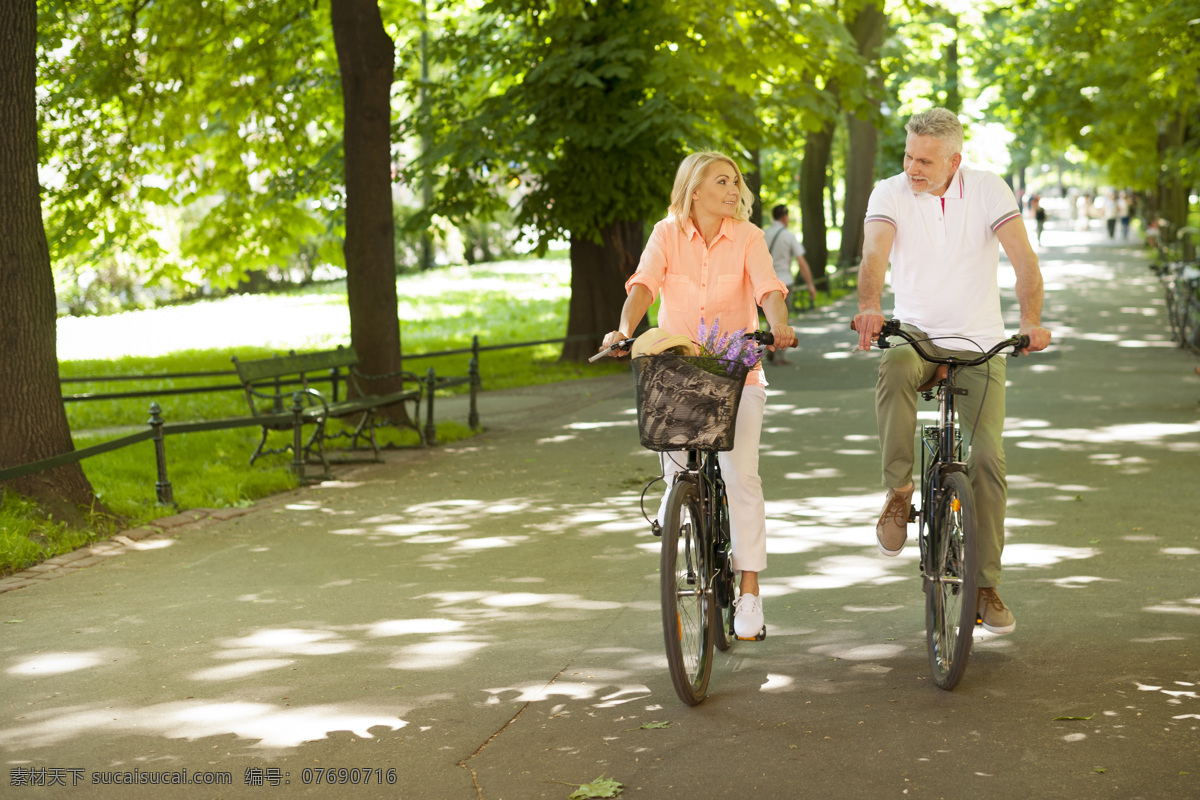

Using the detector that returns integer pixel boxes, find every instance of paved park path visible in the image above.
[1,224,1197,800]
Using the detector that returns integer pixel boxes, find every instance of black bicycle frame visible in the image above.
[918,364,967,580]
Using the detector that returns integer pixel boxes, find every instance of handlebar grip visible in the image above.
[588,337,636,363]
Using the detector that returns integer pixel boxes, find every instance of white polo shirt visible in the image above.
[864,166,1021,352]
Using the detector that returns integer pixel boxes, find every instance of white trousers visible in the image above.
[656,384,768,573]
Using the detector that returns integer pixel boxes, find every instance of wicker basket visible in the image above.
[632,354,750,451]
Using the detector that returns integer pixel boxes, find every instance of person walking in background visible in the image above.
[853,108,1052,634]
[1031,194,1047,246]
[764,204,817,321]
[1103,191,1118,239]
[599,151,797,641]
[1117,191,1132,240]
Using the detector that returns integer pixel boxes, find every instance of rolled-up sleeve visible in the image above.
[625,221,669,298]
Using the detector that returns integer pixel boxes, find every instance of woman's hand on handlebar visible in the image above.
[1017,324,1052,356]
[599,330,631,358]
[852,311,885,351]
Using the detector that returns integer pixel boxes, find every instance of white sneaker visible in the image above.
[733,593,764,640]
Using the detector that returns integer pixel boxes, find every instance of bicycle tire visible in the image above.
[924,471,978,690]
[1180,290,1200,354]
[660,478,715,705]
[1165,282,1181,343]
[712,488,734,653]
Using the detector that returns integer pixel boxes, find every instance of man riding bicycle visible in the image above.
[852,108,1052,634]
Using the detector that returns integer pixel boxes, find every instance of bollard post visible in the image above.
[425,367,437,445]
[148,402,175,506]
[290,391,306,482]
[468,335,480,430]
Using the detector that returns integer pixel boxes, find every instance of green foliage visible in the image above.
[975,0,1200,196]
[408,0,862,250]
[37,0,347,292]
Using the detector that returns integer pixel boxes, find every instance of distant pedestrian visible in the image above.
[1103,191,1118,239]
[763,205,816,361]
[1117,191,1132,240]
[1032,195,1047,246]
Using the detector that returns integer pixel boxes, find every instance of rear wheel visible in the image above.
[924,471,978,690]
[660,479,714,705]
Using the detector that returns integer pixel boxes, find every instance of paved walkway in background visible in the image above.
[1,224,1198,800]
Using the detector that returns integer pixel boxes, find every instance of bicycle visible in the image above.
[591,330,775,705]
[862,319,1029,690]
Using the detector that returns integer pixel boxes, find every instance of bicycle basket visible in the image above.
[632,353,750,451]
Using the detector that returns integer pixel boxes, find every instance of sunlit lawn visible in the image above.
[5,253,852,575]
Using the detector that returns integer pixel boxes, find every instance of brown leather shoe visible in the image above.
[977,587,1016,634]
[876,485,914,556]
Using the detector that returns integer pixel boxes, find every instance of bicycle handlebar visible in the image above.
[865,318,1029,364]
[588,330,776,363]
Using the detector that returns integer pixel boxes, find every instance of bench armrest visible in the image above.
[245,385,331,417]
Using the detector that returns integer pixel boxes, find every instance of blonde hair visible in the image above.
[668,151,755,229]
[904,108,964,156]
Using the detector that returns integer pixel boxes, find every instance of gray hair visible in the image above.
[905,108,964,156]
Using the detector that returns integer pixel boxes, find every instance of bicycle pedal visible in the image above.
[736,625,767,642]
[907,504,918,523]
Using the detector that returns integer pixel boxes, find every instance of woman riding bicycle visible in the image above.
[599,150,797,640]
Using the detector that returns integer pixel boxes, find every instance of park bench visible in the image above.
[231,347,424,475]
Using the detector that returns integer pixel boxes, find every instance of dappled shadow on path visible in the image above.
[1,236,1196,800]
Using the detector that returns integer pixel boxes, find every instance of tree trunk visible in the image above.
[746,148,763,228]
[1157,112,1190,237]
[942,17,960,113]
[330,0,410,419]
[561,220,644,362]
[0,0,97,519]
[840,2,888,269]
[840,116,876,268]
[801,122,835,293]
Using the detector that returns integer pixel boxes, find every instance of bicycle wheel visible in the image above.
[660,478,715,705]
[1180,290,1200,354]
[924,471,978,690]
[712,489,735,653]
[1164,282,1181,342]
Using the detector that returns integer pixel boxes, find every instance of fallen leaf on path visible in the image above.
[624,720,670,731]
[545,775,624,799]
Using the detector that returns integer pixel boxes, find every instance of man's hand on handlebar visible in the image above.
[768,324,797,351]
[852,311,885,351]
[1017,324,1052,356]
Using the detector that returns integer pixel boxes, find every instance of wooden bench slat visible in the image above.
[232,348,358,384]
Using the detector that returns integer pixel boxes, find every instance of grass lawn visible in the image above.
[3,254,852,575]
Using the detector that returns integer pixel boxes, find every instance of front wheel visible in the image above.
[660,479,714,705]
[924,471,978,690]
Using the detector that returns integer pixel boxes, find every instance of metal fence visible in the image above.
[1,333,604,505]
